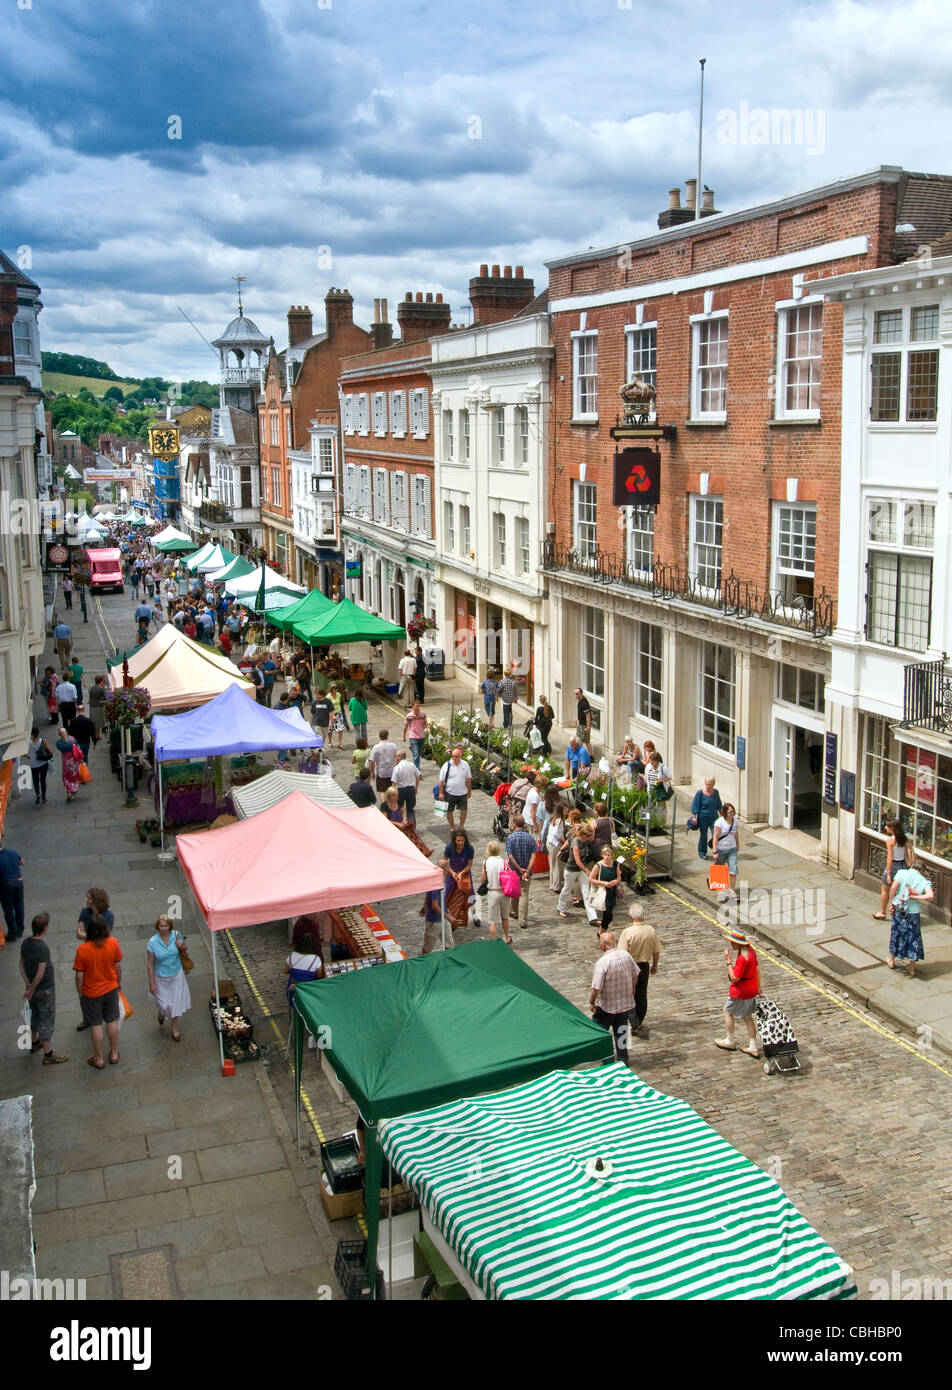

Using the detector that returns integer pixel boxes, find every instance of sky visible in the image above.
[3,0,952,382]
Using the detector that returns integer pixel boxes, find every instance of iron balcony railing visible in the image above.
[199,500,231,524]
[540,542,835,638]
[901,656,952,734]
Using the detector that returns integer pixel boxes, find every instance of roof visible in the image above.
[226,406,257,445]
[514,287,549,317]
[380,1065,857,1301]
[212,313,269,347]
[151,682,320,762]
[105,624,253,711]
[894,173,952,260]
[0,248,40,292]
[232,768,354,816]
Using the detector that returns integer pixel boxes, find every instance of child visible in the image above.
[420,889,445,955]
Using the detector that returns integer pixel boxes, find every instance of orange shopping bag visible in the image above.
[78,762,93,784]
[707,862,731,892]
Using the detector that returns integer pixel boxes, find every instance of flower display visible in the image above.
[103,685,152,727]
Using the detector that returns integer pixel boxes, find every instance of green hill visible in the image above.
[43,372,141,398]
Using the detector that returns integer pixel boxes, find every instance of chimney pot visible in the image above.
[381,297,388,322]
[503,265,512,278]
[416,291,423,302]
[405,291,412,302]
[515,265,524,277]
[668,187,681,210]
[425,291,433,303]
[701,187,716,212]
[491,264,501,277]
[480,263,489,277]
[685,178,698,210]
[435,293,443,303]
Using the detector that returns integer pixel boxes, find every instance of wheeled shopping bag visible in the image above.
[756,995,801,1075]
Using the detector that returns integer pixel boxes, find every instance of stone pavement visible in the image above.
[0,591,340,1299]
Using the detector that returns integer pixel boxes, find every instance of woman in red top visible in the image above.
[73,912,123,1069]
[715,927,760,1057]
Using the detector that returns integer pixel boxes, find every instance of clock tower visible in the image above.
[212,284,270,413]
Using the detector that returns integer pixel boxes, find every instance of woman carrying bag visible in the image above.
[588,845,622,930]
[55,727,85,802]
[146,914,192,1042]
[557,821,600,925]
[27,725,53,805]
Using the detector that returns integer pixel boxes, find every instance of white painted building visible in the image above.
[813,251,952,906]
[429,309,552,704]
[289,419,341,593]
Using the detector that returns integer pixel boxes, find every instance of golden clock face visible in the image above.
[150,428,180,459]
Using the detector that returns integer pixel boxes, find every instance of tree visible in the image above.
[103,385,124,402]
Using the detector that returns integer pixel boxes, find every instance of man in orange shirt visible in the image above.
[73,913,123,1069]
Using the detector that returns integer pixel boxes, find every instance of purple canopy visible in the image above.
[150,681,322,762]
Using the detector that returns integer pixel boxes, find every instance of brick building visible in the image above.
[339,294,453,640]
[258,290,371,581]
[544,166,952,834]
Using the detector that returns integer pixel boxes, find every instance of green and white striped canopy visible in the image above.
[379,1065,856,1301]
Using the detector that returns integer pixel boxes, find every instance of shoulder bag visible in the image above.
[176,934,195,974]
[499,866,522,899]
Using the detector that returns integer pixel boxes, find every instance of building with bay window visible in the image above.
[812,249,952,904]
[543,168,952,836]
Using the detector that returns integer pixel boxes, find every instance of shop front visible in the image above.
[447,583,539,706]
[857,713,952,909]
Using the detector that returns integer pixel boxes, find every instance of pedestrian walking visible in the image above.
[480,673,499,729]
[690,777,723,860]
[557,820,600,924]
[67,706,99,764]
[533,695,554,754]
[874,819,915,920]
[545,801,567,893]
[27,725,53,805]
[505,814,537,930]
[147,914,191,1041]
[328,684,346,749]
[62,575,74,609]
[886,864,934,977]
[391,750,421,823]
[20,914,68,1064]
[590,932,639,1064]
[413,646,427,703]
[55,673,78,727]
[437,745,472,832]
[479,839,512,945]
[349,691,368,746]
[251,658,267,705]
[588,845,622,930]
[398,650,417,708]
[369,729,398,794]
[53,621,73,667]
[130,570,140,600]
[441,830,475,933]
[73,912,122,1069]
[497,671,518,730]
[0,835,26,942]
[41,667,59,725]
[715,928,761,1056]
[402,699,428,771]
[69,658,84,704]
[711,803,740,892]
[55,728,85,802]
[420,888,446,954]
[616,904,661,1035]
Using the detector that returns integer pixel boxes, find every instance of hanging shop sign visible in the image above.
[612,448,661,507]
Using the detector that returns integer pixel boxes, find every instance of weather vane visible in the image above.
[232,274,246,315]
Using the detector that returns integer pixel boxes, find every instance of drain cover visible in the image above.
[109,1245,179,1300]
[812,936,883,972]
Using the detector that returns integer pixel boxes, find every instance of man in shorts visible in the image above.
[438,745,472,833]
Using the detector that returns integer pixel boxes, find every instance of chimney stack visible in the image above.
[658,182,702,231]
[397,290,452,344]
[287,304,313,346]
[685,178,698,211]
[701,186,718,215]
[324,287,354,336]
[468,262,536,325]
[372,295,394,350]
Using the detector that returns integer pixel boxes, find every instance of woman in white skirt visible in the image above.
[479,840,511,946]
[147,914,191,1041]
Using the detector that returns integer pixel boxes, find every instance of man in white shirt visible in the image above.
[522,773,543,839]
[397,650,417,708]
[55,677,79,726]
[438,745,472,833]
[392,750,421,823]
[369,730,398,792]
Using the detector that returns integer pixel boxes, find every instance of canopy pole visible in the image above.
[440,884,447,952]
[211,928,225,1072]
[156,759,175,863]
[294,1009,302,1152]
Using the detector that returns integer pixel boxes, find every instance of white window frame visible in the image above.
[572,481,598,558]
[358,465,371,519]
[357,394,370,436]
[626,506,654,574]
[691,495,723,594]
[493,408,506,465]
[13,317,33,360]
[517,515,530,575]
[580,606,605,698]
[373,467,390,526]
[776,298,822,420]
[391,471,409,531]
[460,503,471,555]
[698,642,736,754]
[443,409,454,461]
[771,502,817,607]
[870,303,940,425]
[624,322,657,406]
[411,474,430,536]
[286,413,292,449]
[864,496,935,652]
[460,408,470,462]
[269,412,279,447]
[410,389,429,439]
[372,392,387,436]
[493,511,507,570]
[317,437,334,473]
[690,310,729,421]
[343,395,356,435]
[516,406,529,466]
[635,622,663,724]
[777,664,825,713]
[572,330,598,421]
[389,391,407,437]
[443,499,455,552]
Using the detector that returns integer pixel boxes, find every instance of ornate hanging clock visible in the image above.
[149,425,181,459]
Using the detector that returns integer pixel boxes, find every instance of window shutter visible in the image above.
[422,476,431,536]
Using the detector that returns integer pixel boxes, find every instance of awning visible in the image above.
[185,542,217,572]
[278,596,405,645]
[106,624,253,710]
[195,544,237,574]
[379,1065,858,1301]
[267,588,336,632]
[151,682,321,761]
[203,555,255,584]
[231,768,353,816]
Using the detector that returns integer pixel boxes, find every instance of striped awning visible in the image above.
[231,768,353,816]
[379,1065,856,1301]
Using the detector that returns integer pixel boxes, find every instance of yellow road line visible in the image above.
[655,882,952,1078]
[223,929,326,1143]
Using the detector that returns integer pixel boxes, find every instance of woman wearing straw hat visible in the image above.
[715,927,761,1056]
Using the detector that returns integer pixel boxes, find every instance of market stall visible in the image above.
[202,555,255,585]
[184,541,217,572]
[224,564,305,611]
[231,767,354,815]
[195,544,237,574]
[176,790,443,1069]
[291,939,613,1296]
[378,1064,857,1301]
[150,682,323,846]
[106,624,254,711]
[151,525,195,553]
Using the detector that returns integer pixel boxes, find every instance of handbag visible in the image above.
[686,814,698,830]
[531,849,549,875]
[78,761,93,784]
[37,742,53,763]
[177,936,195,973]
[118,990,134,1020]
[590,884,608,913]
[476,880,489,897]
[499,867,522,899]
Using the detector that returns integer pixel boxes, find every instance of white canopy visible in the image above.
[224,566,305,602]
[231,768,353,817]
[106,623,253,711]
[151,525,193,547]
[184,542,217,572]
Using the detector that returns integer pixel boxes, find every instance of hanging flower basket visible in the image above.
[103,685,152,727]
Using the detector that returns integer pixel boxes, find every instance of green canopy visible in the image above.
[267,587,336,633]
[293,938,612,1294]
[380,1065,858,1301]
[128,514,150,527]
[280,595,405,645]
[204,554,255,583]
[154,537,197,554]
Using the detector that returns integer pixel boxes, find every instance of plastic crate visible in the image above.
[320,1135,364,1194]
[334,1240,384,1300]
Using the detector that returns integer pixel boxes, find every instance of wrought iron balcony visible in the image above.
[901,656,952,734]
[540,542,835,638]
[199,500,232,524]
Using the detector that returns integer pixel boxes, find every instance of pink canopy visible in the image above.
[177,790,442,931]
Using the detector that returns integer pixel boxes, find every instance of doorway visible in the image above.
[775,720,822,838]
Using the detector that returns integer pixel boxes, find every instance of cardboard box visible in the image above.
[319,1171,364,1222]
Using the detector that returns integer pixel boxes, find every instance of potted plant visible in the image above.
[103,685,152,727]
[616,835,648,889]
